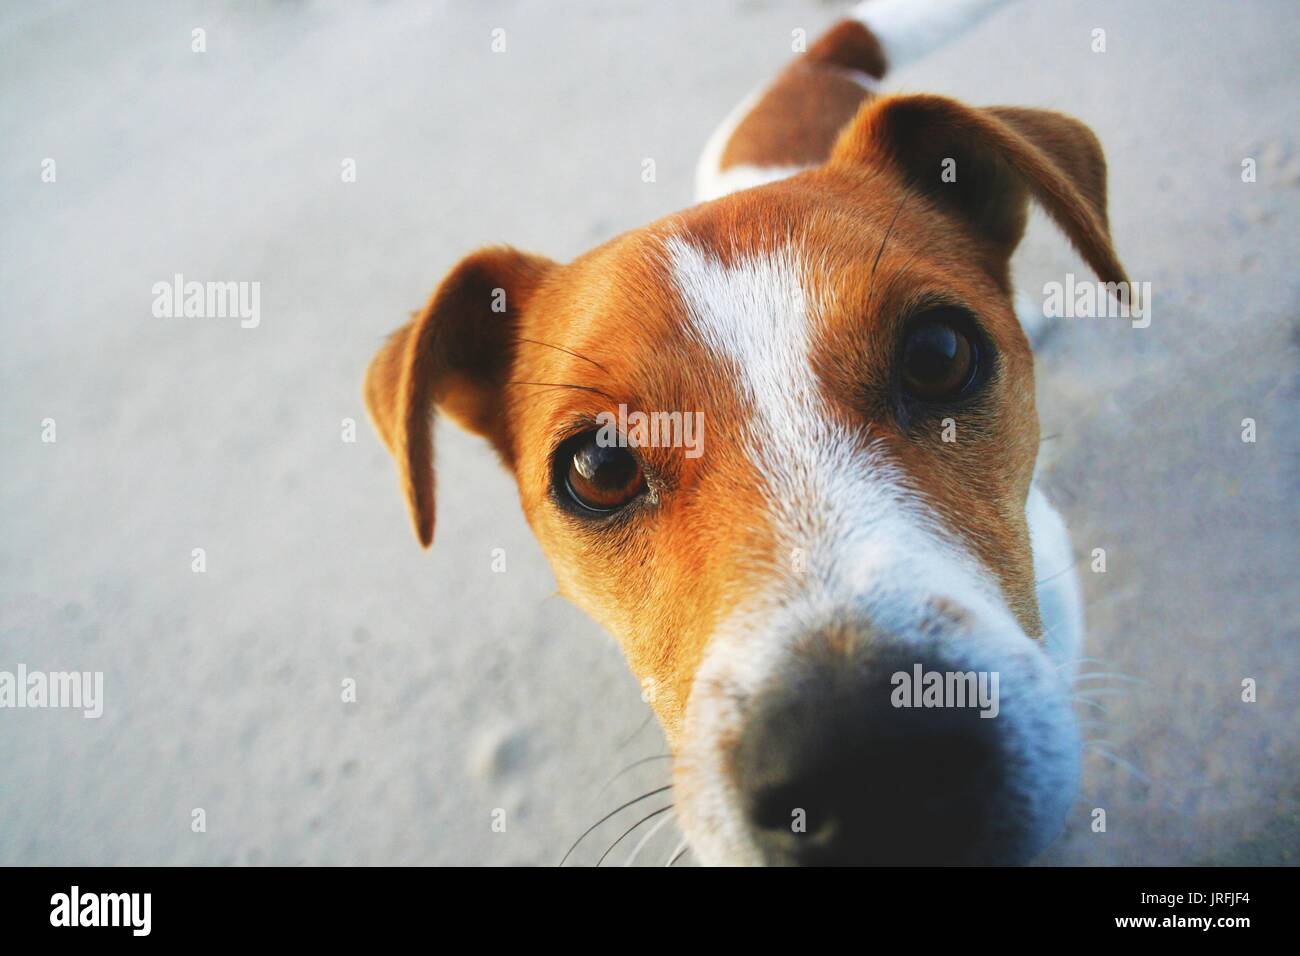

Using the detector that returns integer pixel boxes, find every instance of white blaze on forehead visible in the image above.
[663,234,994,619]
[663,234,822,458]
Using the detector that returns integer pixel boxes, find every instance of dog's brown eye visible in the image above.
[560,432,645,513]
[900,313,978,400]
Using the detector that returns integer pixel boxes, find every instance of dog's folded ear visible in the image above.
[364,247,555,547]
[830,94,1126,286]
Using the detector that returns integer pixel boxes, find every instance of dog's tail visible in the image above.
[695,0,1013,201]
[850,0,1012,74]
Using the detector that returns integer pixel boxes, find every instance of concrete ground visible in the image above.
[1,0,1295,866]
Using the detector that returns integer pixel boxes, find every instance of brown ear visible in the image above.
[830,94,1127,286]
[363,246,555,547]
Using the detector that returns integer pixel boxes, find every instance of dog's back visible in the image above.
[698,0,1012,201]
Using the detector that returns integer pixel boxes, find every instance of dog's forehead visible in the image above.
[522,188,863,402]
[540,177,1013,357]
[515,178,1027,451]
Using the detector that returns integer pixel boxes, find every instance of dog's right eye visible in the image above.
[554,431,645,514]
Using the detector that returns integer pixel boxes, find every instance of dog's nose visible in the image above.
[734,652,1006,865]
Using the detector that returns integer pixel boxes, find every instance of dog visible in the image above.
[364,0,1127,865]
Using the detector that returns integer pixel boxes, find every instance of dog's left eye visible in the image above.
[556,431,645,514]
[899,310,981,401]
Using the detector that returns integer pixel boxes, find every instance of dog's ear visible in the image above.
[830,94,1126,285]
[364,246,555,547]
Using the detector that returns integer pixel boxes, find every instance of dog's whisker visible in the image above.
[597,804,674,867]
[665,838,692,867]
[1035,555,1084,586]
[516,337,610,373]
[559,784,673,867]
[505,380,617,401]
[1070,672,1149,686]
[1074,697,1108,713]
[1072,687,1131,699]
[624,809,678,867]
[593,753,673,804]
[866,189,910,306]
[1056,656,1112,672]
[1087,745,1151,785]
[1038,620,1072,651]
[615,712,656,750]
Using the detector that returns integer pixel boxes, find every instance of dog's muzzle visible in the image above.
[681,622,1080,866]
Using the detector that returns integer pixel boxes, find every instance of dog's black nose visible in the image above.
[734,653,1007,865]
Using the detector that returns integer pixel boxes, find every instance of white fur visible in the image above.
[850,0,1011,71]
[664,236,1080,865]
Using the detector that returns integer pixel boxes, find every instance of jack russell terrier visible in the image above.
[364,0,1127,865]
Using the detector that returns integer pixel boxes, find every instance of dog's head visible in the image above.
[365,95,1125,865]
